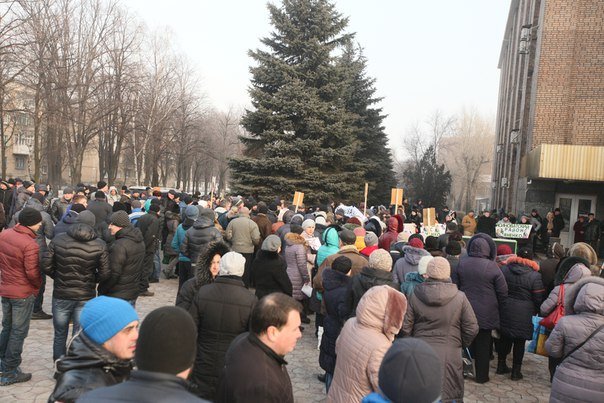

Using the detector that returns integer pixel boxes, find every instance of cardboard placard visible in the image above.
[293,191,304,212]
[495,223,532,239]
[423,207,436,227]
[390,188,404,206]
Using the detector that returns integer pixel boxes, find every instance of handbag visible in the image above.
[528,316,550,356]
[301,282,313,298]
[540,284,565,330]
[462,348,475,379]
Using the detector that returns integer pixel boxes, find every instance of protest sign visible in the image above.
[421,224,446,239]
[423,208,437,227]
[390,188,403,206]
[293,191,304,212]
[495,223,532,239]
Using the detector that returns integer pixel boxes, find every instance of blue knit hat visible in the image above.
[80,296,139,344]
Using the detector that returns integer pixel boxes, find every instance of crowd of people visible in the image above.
[0,177,603,402]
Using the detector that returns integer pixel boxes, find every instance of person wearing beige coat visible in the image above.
[327,285,407,403]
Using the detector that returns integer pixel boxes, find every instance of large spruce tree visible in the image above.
[339,43,396,206]
[404,145,452,210]
[230,0,368,203]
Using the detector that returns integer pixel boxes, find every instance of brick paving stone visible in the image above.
[1,277,552,402]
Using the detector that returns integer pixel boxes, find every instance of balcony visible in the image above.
[12,143,30,155]
[527,144,604,182]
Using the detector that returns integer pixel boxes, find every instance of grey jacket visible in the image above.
[225,215,261,254]
[392,245,430,284]
[540,263,592,317]
[546,276,604,403]
[284,233,309,301]
[403,280,478,402]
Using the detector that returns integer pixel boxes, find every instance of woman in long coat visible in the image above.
[403,257,478,403]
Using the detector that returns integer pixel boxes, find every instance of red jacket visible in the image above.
[0,224,42,298]
[360,244,378,257]
[378,217,399,251]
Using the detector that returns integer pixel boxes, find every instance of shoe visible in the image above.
[317,373,326,383]
[511,368,523,381]
[31,311,52,320]
[496,359,511,375]
[140,291,155,297]
[0,369,32,386]
[301,317,311,324]
[149,278,159,284]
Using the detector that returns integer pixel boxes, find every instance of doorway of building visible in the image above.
[555,193,597,248]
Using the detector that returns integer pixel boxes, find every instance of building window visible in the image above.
[15,156,26,170]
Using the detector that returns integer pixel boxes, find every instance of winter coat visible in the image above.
[403,280,478,403]
[13,186,32,213]
[181,216,223,263]
[50,196,71,224]
[173,218,195,262]
[539,257,561,296]
[452,233,508,330]
[316,226,340,267]
[342,266,398,319]
[284,233,309,301]
[378,217,398,251]
[0,186,13,219]
[319,269,351,374]
[499,257,545,340]
[540,260,592,317]
[175,241,230,311]
[188,276,257,400]
[78,370,207,403]
[364,216,383,238]
[573,220,586,242]
[461,214,477,236]
[41,223,109,301]
[10,197,55,241]
[0,224,42,299]
[546,276,604,403]
[217,332,294,403]
[53,210,81,237]
[360,244,378,258]
[0,202,4,229]
[135,212,160,253]
[163,211,179,257]
[98,225,145,301]
[392,245,430,284]
[314,245,368,291]
[225,215,261,254]
[251,249,292,299]
[552,214,565,237]
[49,332,132,403]
[87,199,112,231]
[475,215,496,238]
[585,219,600,242]
[327,286,407,403]
[252,213,273,244]
[400,271,425,297]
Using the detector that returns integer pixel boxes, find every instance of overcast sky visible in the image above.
[125,0,511,159]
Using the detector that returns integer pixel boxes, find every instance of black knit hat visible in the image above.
[378,338,442,403]
[135,306,197,375]
[445,240,462,256]
[18,207,42,227]
[332,256,352,274]
[517,247,534,260]
[109,211,131,228]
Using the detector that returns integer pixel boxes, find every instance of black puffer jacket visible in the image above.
[48,332,132,403]
[41,223,110,301]
[319,268,350,374]
[252,249,292,299]
[53,210,80,236]
[188,276,257,400]
[343,266,398,319]
[181,217,222,264]
[98,225,145,301]
[175,241,231,311]
[500,256,545,340]
[136,212,160,253]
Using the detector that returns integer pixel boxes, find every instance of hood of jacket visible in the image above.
[386,217,398,233]
[355,285,407,340]
[466,233,496,260]
[561,262,592,284]
[196,240,230,287]
[285,232,306,246]
[116,225,144,243]
[358,266,394,290]
[24,197,44,212]
[322,226,340,248]
[505,256,540,273]
[322,268,351,291]
[193,215,214,229]
[66,223,98,242]
[61,210,80,225]
[413,279,458,307]
[403,271,425,284]
[56,333,131,374]
[555,256,590,285]
[564,276,604,316]
[402,245,430,265]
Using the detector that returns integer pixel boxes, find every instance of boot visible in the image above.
[496,358,511,374]
[511,366,523,381]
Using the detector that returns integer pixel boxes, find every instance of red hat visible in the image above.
[408,238,424,249]
[497,244,513,256]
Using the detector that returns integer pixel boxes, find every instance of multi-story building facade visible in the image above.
[492,0,604,247]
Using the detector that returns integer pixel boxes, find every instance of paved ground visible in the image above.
[0,277,552,402]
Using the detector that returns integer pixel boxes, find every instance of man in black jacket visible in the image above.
[49,296,139,402]
[78,306,208,403]
[181,208,222,284]
[476,210,497,238]
[41,210,110,360]
[188,252,257,400]
[98,211,145,306]
[217,293,302,403]
[135,204,161,297]
[87,191,112,235]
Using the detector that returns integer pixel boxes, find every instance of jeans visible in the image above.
[325,372,333,393]
[33,274,46,313]
[52,298,85,360]
[0,295,35,371]
[152,249,161,280]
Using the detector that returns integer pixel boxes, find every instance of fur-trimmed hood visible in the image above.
[355,285,407,341]
[195,241,231,288]
[555,256,590,285]
[504,256,540,271]
[285,232,306,246]
[564,276,604,316]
